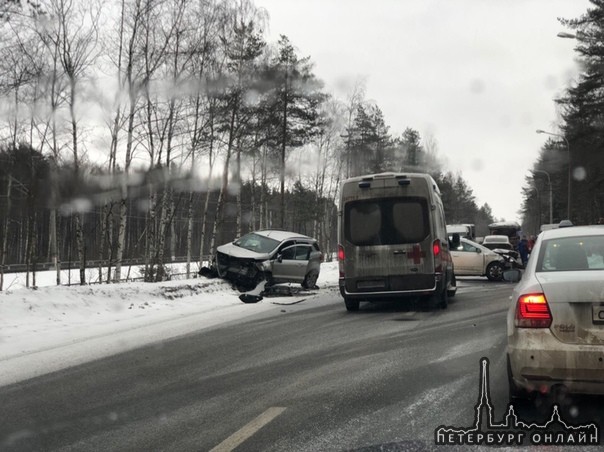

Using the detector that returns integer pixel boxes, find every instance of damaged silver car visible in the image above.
[213,230,323,291]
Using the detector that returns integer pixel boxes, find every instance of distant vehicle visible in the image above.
[481,235,522,267]
[482,235,513,250]
[507,225,604,400]
[212,230,322,292]
[338,172,457,312]
[450,237,505,281]
[447,223,476,241]
[488,221,521,247]
[539,223,559,233]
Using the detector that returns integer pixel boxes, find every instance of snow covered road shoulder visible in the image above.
[0,262,340,386]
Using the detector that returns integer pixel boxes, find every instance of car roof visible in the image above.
[343,172,434,182]
[539,224,604,240]
[482,235,510,242]
[253,229,315,242]
[488,221,521,229]
[447,225,469,231]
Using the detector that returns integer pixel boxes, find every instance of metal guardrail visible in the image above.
[0,256,210,274]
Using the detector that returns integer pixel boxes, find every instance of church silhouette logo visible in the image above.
[434,358,599,446]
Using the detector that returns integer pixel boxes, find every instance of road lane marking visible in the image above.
[210,407,286,452]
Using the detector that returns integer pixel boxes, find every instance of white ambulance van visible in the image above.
[338,172,457,311]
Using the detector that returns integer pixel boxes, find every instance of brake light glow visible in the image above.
[433,239,442,272]
[338,245,345,261]
[515,293,552,328]
[433,239,441,257]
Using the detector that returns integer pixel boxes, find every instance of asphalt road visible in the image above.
[1,278,603,451]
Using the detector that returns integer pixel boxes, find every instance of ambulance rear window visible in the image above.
[345,197,429,245]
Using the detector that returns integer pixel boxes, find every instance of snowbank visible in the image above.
[0,261,340,386]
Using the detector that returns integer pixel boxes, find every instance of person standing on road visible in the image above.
[518,235,529,267]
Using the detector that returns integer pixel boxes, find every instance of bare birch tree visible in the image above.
[108,0,180,282]
[1,0,69,286]
[207,0,266,254]
[142,0,188,281]
[42,0,103,284]
[33,8,66,287]
[182,0,223,276]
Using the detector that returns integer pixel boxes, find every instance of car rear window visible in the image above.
[537,235,604,272]
[344,197,429,246]
[484,243,513,251]
[234,233,280,253]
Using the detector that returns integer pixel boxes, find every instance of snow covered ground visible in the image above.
[0,261,340,387]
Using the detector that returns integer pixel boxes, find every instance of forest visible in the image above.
[521,0,604,233]
[0,0,494,289]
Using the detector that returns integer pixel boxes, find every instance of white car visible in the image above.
[481,234,522,266]
[481,234,514,251]
[450,237,506,281]
[506,225,604,400]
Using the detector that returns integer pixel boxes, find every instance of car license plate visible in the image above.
[357,280,386,290]
[592,305,604,324]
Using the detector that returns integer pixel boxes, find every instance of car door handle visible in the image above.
[393,250,406,255]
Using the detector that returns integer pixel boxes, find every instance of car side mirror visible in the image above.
[277,254,283,263]
[475,248,481,253]
[503,269,522,283]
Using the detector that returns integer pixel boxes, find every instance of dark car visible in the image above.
[213,230,322,291]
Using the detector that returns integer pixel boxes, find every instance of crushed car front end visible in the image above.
[214,245,272,290]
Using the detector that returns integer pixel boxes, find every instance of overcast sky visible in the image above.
[254,0,591,224]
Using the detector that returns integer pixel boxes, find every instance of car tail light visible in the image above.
[433,239,441,257]
[515,293,552,328]
[338,244,345,277]
[433,239,442,272]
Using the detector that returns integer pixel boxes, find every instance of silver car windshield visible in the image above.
[537,236,604,272]
[233,233,280,254]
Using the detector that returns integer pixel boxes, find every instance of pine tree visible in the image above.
[258,35,326,228]
[555,0,604,222]
[400,128,423,170]
[344,103,392,175]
